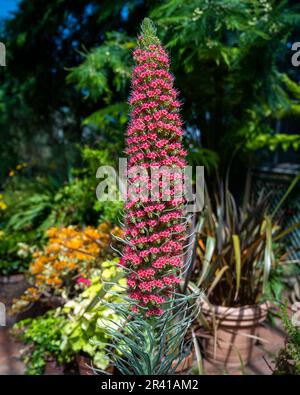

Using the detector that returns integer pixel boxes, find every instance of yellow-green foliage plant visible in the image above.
[60,259,126,370]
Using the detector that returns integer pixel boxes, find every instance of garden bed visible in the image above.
[0,320,286,376]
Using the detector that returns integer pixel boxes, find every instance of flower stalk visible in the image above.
[124,18,187,316]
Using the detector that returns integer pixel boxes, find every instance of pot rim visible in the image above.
[0,273,25,284]
[200,300,270,321]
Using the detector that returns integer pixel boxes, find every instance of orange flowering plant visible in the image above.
[11,222,123,314]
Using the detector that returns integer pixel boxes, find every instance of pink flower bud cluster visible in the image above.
[124,35,187,316]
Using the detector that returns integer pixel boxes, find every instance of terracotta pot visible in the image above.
[16,301,48,322]
[76,354,93,375]
[0,274,28,301]
[0,274,28,326]
[44,357,65,375]
[76,355,118,375]
[172,351,194,373]
[201,301,269,367]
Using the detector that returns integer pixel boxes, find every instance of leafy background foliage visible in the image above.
[0,0,299,185]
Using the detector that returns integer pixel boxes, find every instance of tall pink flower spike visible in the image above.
[124,19,187,316]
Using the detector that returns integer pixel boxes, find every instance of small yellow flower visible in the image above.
[0,202,7,210]
[8,170,15,177]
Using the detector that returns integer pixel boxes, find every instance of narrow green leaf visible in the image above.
[207,265,229,296]
[192,330,204,375]
[198,236,216,286]
[263,216,273,293]
[232,234,241,301]
[271,171,300,218]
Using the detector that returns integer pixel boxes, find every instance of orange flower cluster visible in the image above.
[11,223,123,314]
